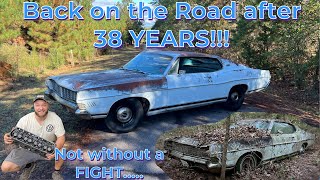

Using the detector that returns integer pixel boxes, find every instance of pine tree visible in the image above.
[0,0,25,44]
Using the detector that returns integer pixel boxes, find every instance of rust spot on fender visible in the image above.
[112,78,166,92]
[73,81,85,90]
[89,77,167,93]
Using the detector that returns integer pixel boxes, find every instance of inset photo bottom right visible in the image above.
[156,112,320,180]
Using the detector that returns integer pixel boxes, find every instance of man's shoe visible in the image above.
[19,162,36,180]
[52,170,64,180]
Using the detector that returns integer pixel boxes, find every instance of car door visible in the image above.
[165,57,223,107]
[270,122,298,158]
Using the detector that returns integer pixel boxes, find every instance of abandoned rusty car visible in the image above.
[164,119,315,173]
[45,50,271,132]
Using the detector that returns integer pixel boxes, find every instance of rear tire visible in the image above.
[225,87,245,111]
[235,154,257,173]
[105,99,144,133]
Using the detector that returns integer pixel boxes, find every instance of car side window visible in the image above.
[178,57,222,74]
[271,122,296,134]
[233,120,270,131]
[254,121,270,131]
[168,59,179,75]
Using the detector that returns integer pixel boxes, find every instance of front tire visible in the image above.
[105,99,144,133]
[299,144,307,154]
[225,87,245,111]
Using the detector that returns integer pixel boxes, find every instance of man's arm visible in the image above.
[55,134,65,150]
[46,134,65,160]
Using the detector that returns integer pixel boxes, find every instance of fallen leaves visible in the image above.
[188,125,270,145]
[233,146,320,180]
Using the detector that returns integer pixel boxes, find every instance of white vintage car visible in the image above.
[164,119,315,173]
[45,50,271,132]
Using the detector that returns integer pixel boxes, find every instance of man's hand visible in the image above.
[45,153,55,160]
[4,133,13,144]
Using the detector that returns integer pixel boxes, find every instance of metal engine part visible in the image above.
[10,127,55,157]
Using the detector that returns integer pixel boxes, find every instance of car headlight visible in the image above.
[77,103,86,110]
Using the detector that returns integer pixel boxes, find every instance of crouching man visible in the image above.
[1,95,65,180]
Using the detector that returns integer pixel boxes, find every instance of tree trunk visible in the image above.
[220,115,231,180]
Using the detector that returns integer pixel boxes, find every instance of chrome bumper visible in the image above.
[170,150,220,170]
[75,109,108,120]
[169,150,234,172]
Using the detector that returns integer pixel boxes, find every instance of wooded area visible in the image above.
[0,0,319,95]
[0,0,142,75]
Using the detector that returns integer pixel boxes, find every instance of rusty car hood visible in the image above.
[49,69,166,91]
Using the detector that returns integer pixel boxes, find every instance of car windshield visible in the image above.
[123,52,173,75]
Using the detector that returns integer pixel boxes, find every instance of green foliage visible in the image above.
[0,1,24,43]
[152,0,221,40]
[125,20,144,45]
[232,0,319,90]
[0,43,50,77]
[48,48,65,69]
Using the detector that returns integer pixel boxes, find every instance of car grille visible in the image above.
[51,80,77,103]
[170,141,210,159]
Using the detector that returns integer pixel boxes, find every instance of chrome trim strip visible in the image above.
[147,98,226,116]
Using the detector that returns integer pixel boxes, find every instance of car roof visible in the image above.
[237,119,295,125]
[143,50,220,59]
[237,119,270,123]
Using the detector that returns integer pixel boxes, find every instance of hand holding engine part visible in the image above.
[9,127,55,158]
